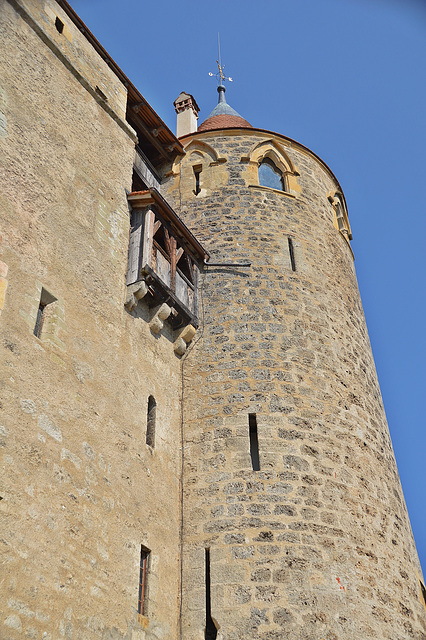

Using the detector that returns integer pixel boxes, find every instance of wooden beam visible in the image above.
[130,106,172,161]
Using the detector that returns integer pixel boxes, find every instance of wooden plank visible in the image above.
[163,227,172,256]
[142,208,155,272]
[170,236,177,292]
[128,190,209,262]
[126,210,144,285]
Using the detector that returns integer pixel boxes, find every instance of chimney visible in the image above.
[174,92,200,138]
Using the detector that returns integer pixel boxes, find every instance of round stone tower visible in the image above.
[165,86,426,640]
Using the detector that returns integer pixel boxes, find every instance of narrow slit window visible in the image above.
[55,17,64,33]
[193,166,202,195]
[249,413,260,471]
[205,549,217,640]
[131,169,148,193]
[146,396,156,448]
[34,302,47,338]
[138,546,150,616]
[288,237,296,272]
[33,288,56,339]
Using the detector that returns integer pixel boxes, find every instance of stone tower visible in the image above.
[1,1,425,638]
[165,85,426,639]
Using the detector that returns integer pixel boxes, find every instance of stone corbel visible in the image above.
[173,324,196,356]
[149,303,172,335]
[124,281,149,312]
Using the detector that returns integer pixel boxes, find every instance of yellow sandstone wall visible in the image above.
[0,2,182,638]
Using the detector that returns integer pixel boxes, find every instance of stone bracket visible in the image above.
[173,324,196,356]
[125,280,149,312]
[149,303,172,335]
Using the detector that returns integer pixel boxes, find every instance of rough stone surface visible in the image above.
[164,129,426,639]
[0,2,181,639]
[1,1,425,639]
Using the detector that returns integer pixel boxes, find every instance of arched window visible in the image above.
[328,192,352,241]
[146,396,156,448]
[258,158,286,191]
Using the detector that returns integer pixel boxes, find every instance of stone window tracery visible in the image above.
[242,139,300,196]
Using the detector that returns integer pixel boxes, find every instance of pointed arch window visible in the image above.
[258,158,286,191]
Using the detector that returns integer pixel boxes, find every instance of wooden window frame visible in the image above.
[138,547,150,616]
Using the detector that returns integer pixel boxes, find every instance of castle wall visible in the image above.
[164,130,426,640]
[0,2,182,639]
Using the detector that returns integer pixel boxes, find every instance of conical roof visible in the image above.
[198,85,252,132]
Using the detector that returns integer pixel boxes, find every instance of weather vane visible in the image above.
[209,33,233,85]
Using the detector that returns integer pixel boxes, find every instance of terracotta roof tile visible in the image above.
[198,114,253,132]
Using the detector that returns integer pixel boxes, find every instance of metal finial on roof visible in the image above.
[208,33,233,87]
[199,34,252,131]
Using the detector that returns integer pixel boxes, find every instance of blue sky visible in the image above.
[71,0,426,571]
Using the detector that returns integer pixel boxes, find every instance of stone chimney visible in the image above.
[173,92,200,138]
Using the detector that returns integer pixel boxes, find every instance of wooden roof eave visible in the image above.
[128,101,183,163]
[128,189,209,262]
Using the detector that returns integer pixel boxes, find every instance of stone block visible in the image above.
[0,277,8,310]
[174,337,187,356]
[125,292,138,311]
[174,323,197,355]
[0,260,8,277]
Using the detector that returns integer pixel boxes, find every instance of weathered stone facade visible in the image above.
[1,2,183,639]
[164,130,426,639]
[1,1,425,639]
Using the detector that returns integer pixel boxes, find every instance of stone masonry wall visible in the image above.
[0,3,182,639]
[164,130,426,640]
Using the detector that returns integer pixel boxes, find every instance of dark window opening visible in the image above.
[193,166,202,195]
[177,251,194,285]
[131,170,148,193]
[153,222,169,255]
[249,413,260,471]
[138,546,150,616]
[205,549,218,640]
[288,237,296,272]
[55,17,64,33]
[146,396,156,448]
[258,158,285,191]
[34,288,56,339]
[34,303,47,338]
